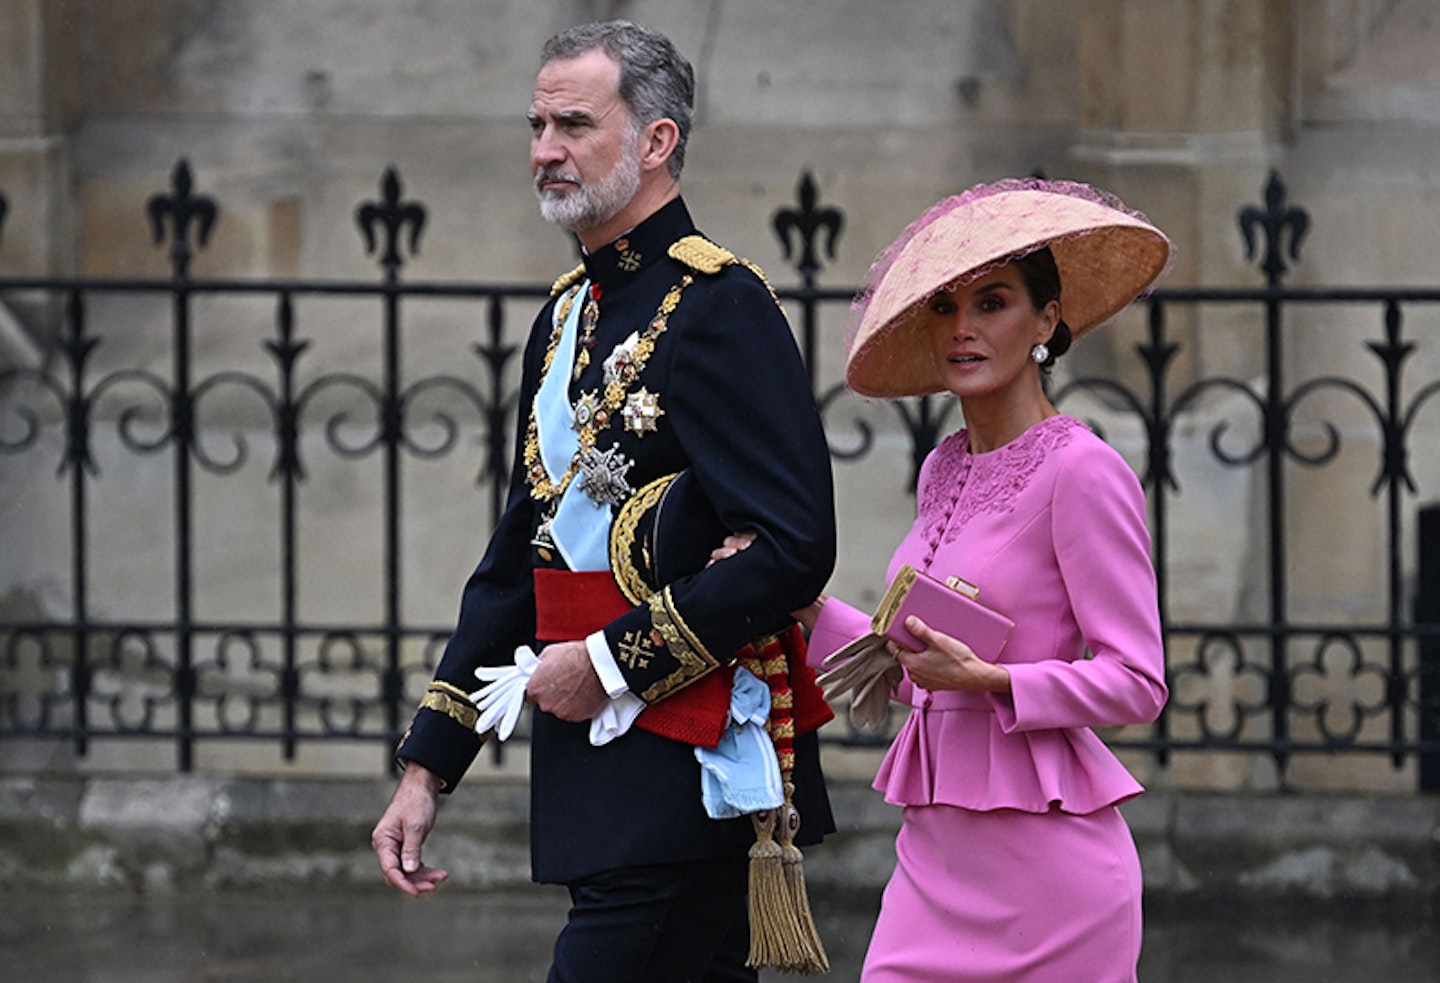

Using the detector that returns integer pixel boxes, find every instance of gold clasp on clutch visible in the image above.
[943,575,980,600]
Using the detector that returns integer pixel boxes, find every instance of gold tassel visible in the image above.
[776,785,829,974]
[740,633,831,975]
[747,807,804,970]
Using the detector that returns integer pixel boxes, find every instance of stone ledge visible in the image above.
[2,775,1438,906]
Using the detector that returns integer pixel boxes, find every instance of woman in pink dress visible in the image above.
[802,179,1173,981]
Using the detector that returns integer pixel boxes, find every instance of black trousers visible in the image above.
[547,856,757,983]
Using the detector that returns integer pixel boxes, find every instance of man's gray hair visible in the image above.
[542,20,695,179]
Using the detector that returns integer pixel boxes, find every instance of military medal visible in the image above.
[522,274,695,506]
[572,391,601,431]
[622,389,664,436]
[573,284,601,380]
[576,444,635,507]
[531,511,557,561]
[603,332,640,386]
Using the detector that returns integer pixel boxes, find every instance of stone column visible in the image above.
[1069,0,1294,385]
[0,0,79,358]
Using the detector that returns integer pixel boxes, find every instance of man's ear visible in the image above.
[638,118,680,174]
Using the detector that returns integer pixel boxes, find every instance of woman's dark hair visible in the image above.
[1010,246,1072,371]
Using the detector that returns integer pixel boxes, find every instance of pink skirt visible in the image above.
[862,804,1142,982]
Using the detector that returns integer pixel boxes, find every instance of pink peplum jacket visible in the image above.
[808,415,1168,815]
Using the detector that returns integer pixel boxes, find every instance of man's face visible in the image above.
[528,49,643,234]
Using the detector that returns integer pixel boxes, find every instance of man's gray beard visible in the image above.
[536,148,643,233]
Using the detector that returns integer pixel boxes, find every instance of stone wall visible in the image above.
[3,0,1440,793]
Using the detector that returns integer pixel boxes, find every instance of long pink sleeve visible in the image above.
[805,596,874,669]
[999,446,1168,732]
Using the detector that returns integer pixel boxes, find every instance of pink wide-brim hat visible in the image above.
[845,178,1173,398]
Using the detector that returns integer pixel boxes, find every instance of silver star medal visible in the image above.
[622,388,664,437]
[577,443,635,507]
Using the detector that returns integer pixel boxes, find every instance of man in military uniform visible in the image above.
[371,20,837,982]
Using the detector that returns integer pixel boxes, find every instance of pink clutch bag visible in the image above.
[871,564,1015,660]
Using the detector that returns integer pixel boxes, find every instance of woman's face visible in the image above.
[923,263,1058,400]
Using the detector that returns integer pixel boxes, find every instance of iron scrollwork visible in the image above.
[2,164,1439,784]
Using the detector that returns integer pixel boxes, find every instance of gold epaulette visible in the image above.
[669,235,784,312]
[668,235,736,274]
[550,263,586,296]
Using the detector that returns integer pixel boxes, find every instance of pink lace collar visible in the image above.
[916,415,1086,563]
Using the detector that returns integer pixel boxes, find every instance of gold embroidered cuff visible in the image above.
[419,682,478,731]
[640,586,719,702]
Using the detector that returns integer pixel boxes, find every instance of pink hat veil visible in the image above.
[844,178,1173,398]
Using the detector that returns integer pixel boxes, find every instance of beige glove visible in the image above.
[817,633,902,732]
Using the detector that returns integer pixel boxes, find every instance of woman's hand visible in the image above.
[791,594,827,633]
[707,529,826,629]
[892,616,1011,694]
[708,530,757,565]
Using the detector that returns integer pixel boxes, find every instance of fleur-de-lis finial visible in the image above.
[146,159,219,279]
[772,169,844,281]
[355,167,427,278]
[1239,170,1310,287]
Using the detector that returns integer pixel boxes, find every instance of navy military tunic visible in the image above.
[397,197,836,884]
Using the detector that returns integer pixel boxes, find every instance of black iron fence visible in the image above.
[2,164,1438,788]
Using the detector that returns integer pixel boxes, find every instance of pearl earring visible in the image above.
[1031,343,1050,364]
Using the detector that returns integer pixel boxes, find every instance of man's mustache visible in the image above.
[535,169,581,192]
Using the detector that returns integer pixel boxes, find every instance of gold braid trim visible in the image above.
[419,687,478,731]
[738,258,785,313]
[639,586,719,701]
[609,472,679,606]
[427,680,471,700]
[550,263,586,296]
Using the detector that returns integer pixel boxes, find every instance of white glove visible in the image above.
[469,645,540,741]
[817,633,902,732]
[469,645,647,746]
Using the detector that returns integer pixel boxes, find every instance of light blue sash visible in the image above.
[535,279,777,806]
[534,281,611,572]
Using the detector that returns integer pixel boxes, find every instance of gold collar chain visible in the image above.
[523,274,695,504]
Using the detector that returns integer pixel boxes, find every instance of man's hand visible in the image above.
[527,640,610,721]
[371,762,449,898]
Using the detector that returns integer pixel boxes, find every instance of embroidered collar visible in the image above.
[916,415,1086,563]
[581,197,693,290]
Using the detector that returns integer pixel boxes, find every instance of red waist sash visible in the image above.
[532,569,832,747]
